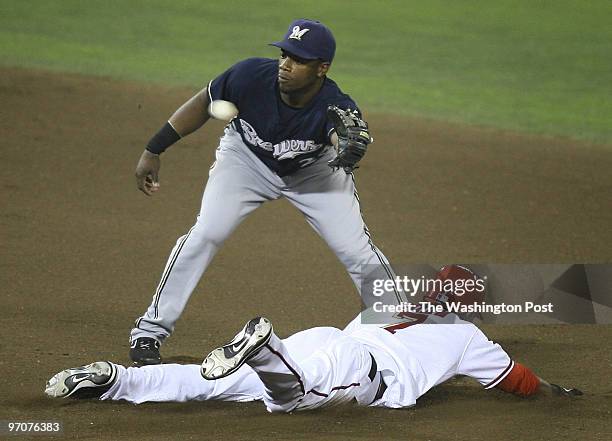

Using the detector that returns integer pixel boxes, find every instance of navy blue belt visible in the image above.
[368,353,388,402]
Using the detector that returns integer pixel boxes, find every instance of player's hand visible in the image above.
[550,384,583,397]
[135,150,161,196]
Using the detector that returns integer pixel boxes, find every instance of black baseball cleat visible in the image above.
[45,361,117,399]
[129,337,162,366]
[551,384,583,397]
[201,317,273,380]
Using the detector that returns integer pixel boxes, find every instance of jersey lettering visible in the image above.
[208,58,359,176]
[239,119,323,159]
[383,310,450,334]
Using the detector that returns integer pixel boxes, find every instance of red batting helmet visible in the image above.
[423,264,486,321]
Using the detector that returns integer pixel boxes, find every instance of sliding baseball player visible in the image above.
[46,266,582,410]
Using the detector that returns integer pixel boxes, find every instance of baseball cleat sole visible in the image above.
[201,317,272,380]
[45,361,117,399]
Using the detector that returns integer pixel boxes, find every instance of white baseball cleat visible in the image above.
[201,317,272,380]
[45,361,117,399]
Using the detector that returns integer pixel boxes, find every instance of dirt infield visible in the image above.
[2,67,611,440]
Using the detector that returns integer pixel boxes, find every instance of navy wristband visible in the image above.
[146,122,181,155]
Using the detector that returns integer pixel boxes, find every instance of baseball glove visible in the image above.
[327,105,372,173]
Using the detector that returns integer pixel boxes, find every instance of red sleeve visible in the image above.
[495,362,540,397]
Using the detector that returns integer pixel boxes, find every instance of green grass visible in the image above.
[1,0,610,142]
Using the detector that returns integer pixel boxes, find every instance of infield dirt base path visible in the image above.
[2,67,611,440]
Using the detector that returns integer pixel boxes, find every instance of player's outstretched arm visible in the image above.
[135,88,211,196]
[494,362,583,398]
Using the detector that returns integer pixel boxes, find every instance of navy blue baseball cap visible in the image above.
[270,19,336,62]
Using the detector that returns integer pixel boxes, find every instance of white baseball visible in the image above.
[208,100,238,121]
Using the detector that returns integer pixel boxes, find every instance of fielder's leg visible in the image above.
[282,151,401,305]
[130,130,281,361]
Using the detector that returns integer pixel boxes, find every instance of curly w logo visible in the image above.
[289,26,310,41]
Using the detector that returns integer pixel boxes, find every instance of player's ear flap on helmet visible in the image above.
[423,265,486,321]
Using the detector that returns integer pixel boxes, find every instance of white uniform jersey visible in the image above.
[102,309,513,411]
[344,308,513,408]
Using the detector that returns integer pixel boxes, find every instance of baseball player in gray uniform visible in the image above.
[128,19,398,365]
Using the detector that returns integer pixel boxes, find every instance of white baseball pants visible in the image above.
[104,326,381,412]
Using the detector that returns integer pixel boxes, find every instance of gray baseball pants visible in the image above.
[131,128,396,342]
